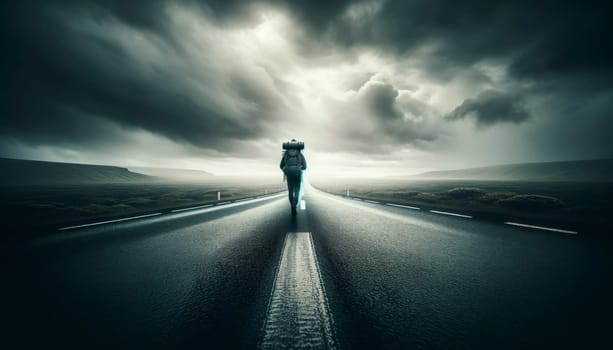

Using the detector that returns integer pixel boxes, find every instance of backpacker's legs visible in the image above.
[286,174,301,215]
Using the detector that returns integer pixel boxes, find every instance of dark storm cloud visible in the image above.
[328,0,613,78]
[82,0,612,81]
[2,0,613,163]
[320,0,613,155]
[361,82,439,143]
[289,0,613,143]
[0,0,288,154]
[320,81,440,154]
[362,81,403,121]
[446,90,531,127]
[75,0,353,30]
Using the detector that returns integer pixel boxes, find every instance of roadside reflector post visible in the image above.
[218,191,221,201]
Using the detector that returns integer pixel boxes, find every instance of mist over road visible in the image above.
[6,186,611,349]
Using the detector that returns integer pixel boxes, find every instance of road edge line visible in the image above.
[429,210,473,219]
[58,212,163,231]
[504,222,578,234]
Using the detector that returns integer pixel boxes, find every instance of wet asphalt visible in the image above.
[4,186,611,349]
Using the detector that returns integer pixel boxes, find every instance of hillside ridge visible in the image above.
[413,159,613,181]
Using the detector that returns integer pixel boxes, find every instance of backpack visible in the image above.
[284,149,302,176]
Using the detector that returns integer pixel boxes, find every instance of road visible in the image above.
[5,185,611,349]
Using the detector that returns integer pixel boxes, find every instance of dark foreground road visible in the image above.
[5,186,612,349]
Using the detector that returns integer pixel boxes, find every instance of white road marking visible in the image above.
[56,193,285,232]
[364,199,379,204]
[260,232,337,349]
[317,190,458,231]
[429,210,473,219]
[170,204,213,213]
[58,212,163,231]
[504,222,578,234]
[173,195,283,214]
[323,188,579,234]
[386,203,420,210]
[300,199,306,210]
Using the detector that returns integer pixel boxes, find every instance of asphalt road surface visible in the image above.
[5,186,611,349]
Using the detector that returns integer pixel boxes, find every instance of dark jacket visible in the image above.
[280,152,307,172]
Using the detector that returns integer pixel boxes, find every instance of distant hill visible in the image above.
[0,158,153,185]
[413,159,613,182]
[128,167,213,182]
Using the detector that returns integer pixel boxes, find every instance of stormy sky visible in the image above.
[1,0,612,176]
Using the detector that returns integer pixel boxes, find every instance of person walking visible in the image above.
[280,139,307,216]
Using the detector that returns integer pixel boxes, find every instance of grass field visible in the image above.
[1,178,285,241]
[311,178,613,238]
